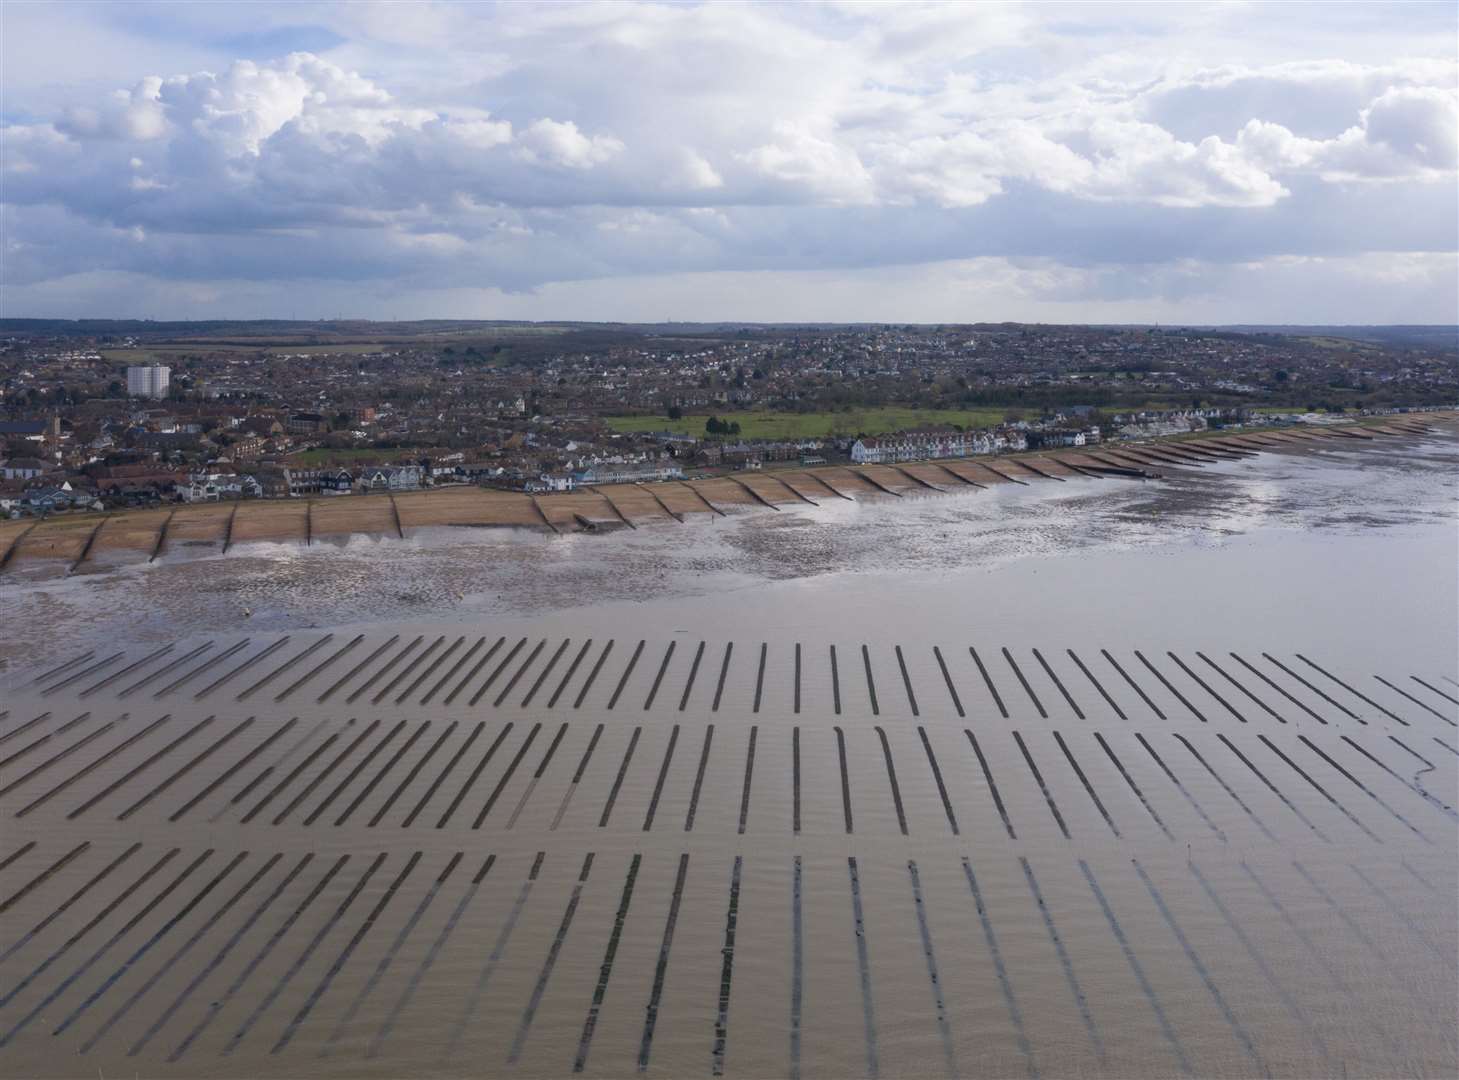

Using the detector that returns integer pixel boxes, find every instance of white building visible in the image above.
[126,365,171,399]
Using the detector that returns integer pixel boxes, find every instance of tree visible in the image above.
[667,405,683,420]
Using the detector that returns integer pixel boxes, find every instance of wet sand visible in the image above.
[0,424,1455,1079]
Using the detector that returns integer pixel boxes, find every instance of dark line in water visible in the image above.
[153,639,250,699]
[875,726,908,834]
[81,852,277,1053]
[1300,735,1434,841]
[0,846,172,1008]
[1348,863,1445,959]
[276,635,364,703]
[130,852,310,1058]
[642,724,681,831]
[370,635,444,705]
[0,848,213,1048]
[1257,733,1381,842]
[17,713,172,818]
[430,721,509,827]
[790,856,803,1080]
[1240,860,1401,1060]
[0,712,91,774]
[1019,857,1102,1061]
[1003,648,1046,717]
[574,853,641,1073]
[120,715,256,820]
[1095,732,1173,840]
[226,853,385,1055]
[638,852,690,1072]
[222,720,324,817]
[1102,649,1164,719]
[1295,654,1405,724]
[754,642,768,713]
[847,856,879,1079]
[1374,675,1456,726]
[685,724,715,831]
[304,720,406,826]
[335,721,429,826]
[80,644,175,698]
[463,636,525,708]
[1053,731,1119,837]
[342,635,421,705]
[316,634,399,703]
[1135,650,1206,722]
[1264,653,1360,720]
[574,639,616,708]
[42,650,125,695]
[836,726,853,834]
[0,840,137,963]
[494,638,547,707]
[421,636,488,706]
[1411,675,1459,706]
[369,855,494,1060]
[1014,730,1069,837]
[896,646,919,716]
[195,637,294,700]
[792,727,801,833]
[794,642,802,714]
[1135,732,1225,841]
[962,856,1036,1078]
[547,638,593,709]
[711,642,733,712]
[1216,732,1328,840]
[396,636,463,703]
[443,635,508,707]
[321,852,461,1057]
[862,644,880,715]
[830,644,842,714]
[1068,649,1124,719]
[507,852,594,1063]
[643,641,676,710]
[711,855,744,1076]
[1078,859,1191,1075]
[551,724,604,829]
[238,635,335,701]
[402,721,486,828]
[1187,860,1333,1071]
[606,639,646,710]
[1229,652,1326,723]
[1433,736,1458,756]
[681,640,706,712]
[165,854,347,1063]
[1170,733,1276,841]
[1401,859,1440,896]
[25,648,96,688]
[0,710,55,752]
[919,727,959,834]
[0,840,90,915]
[934,646,965,717]
[507,722,570,827]
[966,729,1015,838]
[738,725,758,834]
[599,727,642,827]
[472,722,543,828]
[370,721,454,827]
[1033,648,1082,719]
[68,714,216,820]
[269,718,381,826]
[1345,735,1456,819]
[0,719,118,801]
[907,860,957,1078]
[1196,652,1285,723]
[1131,859,1268,1077]
[1166,652,1245,722]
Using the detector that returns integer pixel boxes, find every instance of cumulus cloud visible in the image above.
[1,1,1455,320]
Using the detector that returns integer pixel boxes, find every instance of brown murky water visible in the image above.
[1,430,1455,1078]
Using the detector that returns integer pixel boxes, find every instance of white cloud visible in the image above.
[1,1,1456,320]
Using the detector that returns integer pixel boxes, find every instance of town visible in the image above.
[1,319,1454,517]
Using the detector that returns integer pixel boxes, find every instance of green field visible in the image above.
[605,407,1023,440]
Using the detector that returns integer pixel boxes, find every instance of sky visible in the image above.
[2,1,1456,324]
